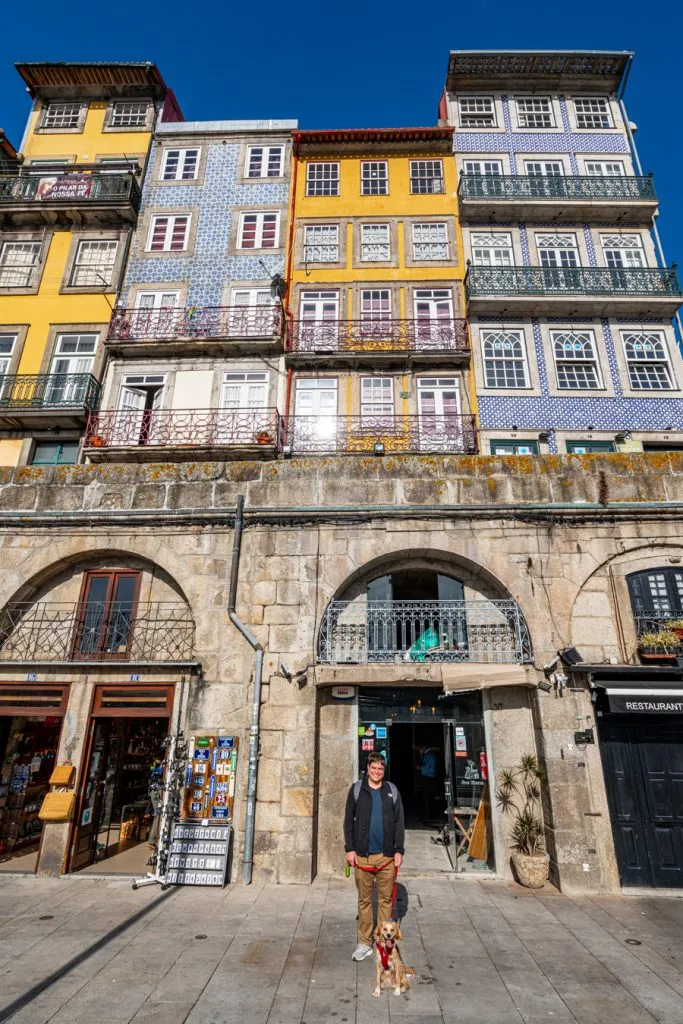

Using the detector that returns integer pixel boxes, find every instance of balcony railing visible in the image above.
[458,174,657,203]
[466,265,682,300]
[287,318,469,355]
[284,414,478,455]
[319,599,531,664]
[634,614,683,638]
[0,602,195,663]
[0,171,140,209]
[0,373,101,411]
[108,305,283,343]
[86,407,281,449]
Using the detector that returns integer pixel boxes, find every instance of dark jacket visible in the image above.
[344,779,405,857]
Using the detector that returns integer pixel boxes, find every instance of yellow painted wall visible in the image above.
[22,101,151,163]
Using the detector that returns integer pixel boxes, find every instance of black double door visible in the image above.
[599,717,683,888]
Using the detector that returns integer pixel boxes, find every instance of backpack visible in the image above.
[353,779,398,805]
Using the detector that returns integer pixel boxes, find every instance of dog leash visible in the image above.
[355,859,400,915]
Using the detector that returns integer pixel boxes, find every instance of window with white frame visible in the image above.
[238,211,280,249]
[109,100,149,128]
[525,161,564,176]
[361,161,388,195]
[621,331,675,390]
[360,289,392,324]
[0,241,41,288]
[471,232,513,266]
[221,371,269,409]
[551,330,602,390]
[536,233,579,267]
[481,330,529,388]
[361,377,394,423]
[230,289,274,335]
[574,97,613,129]
[585,160,625,177]
[409,160,444,194]
[303,224,339,263]
[601,234,646,268]
[516,97,555,129]
[0,334,16,376]
[147,214,190,252]
[161,148,200,181]
[306,162,340,196]
[42,102,82,129]
[360,223,390,261]
[70,240,118,287]
[246,146,284,178]
[412,223,449,261]
[458,96,496,128]
[50,333,97,405]
[463,160,503,175]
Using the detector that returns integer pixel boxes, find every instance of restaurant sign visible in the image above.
[607,690,683,714]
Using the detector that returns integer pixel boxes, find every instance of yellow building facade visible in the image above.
[284,127,476,456]
[0,62,177,466]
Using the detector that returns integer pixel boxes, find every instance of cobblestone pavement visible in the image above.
[1,874,683,1024]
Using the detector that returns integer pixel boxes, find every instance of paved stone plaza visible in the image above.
[1,875,682,1024]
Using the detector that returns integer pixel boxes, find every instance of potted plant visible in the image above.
[497,754,549,889]
[637,629,680,660]
[255,430,273,445]
[88,434,106,448]
[666,619,683,643]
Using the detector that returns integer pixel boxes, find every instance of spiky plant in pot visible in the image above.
[496,754,549,888]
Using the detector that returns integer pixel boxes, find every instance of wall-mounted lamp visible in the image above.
[373,442,385,456]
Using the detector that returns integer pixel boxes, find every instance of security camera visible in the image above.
[537,679,553,693]
[279,659,292,681]
[543,656,559,674]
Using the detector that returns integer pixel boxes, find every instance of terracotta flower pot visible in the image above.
[255,432,273,445]
[511,850,550,889]
[89,434,106,447]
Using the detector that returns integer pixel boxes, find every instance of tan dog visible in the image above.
[373,919,415,997]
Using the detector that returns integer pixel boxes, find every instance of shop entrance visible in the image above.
[357,687,494,873]
[0,684,69,873]
[69,685,173,875]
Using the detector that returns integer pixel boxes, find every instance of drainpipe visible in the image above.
[228,494,263,884]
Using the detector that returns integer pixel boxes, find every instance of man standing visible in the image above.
[344,753,405,962]
[416,743,438,822]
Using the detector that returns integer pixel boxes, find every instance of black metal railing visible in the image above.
[108,305,283,343]
[287,318,470,355]
[0,373,101,411]
[465,265,682,299]
[0,171,140,208]
[284,414,478,455]
[0,602,195,663]
[86,407,282,449]
[634,614,683,638]
[458,174,657,203]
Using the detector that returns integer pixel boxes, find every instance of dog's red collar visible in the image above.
[377,939,394,971]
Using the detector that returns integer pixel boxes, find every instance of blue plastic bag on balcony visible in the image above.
[405,626,440,662]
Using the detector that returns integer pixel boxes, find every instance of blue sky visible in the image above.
[1,0,682,260]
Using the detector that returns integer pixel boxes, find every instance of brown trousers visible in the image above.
[354,853,396,946]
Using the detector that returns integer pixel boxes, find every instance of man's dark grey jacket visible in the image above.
[343,778,405,857]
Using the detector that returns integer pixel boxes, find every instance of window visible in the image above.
[412,223,449,261]
[303,224,339,263]
[361,378,394,423]
[75,571,141,659]
[70,240,118,287]
[414,290,454,347]
[463,160,503,176]
[230,290,274,335]
[361,161,388,195]
[621,331,675,390]
[0,241,41,288]
[43,102,82,129]
[585,161,625,177]
[566,440,615,453]
[0,334,16,376]
[516,97,555,129]
[410,160,444,194]
[360,223,390,262]
[471,232,513,266]
[525,161,564,177]
[147,215,190,252]
[161,148,200,181]
[238,212,279,249]
[31,441,79,466]
[490,440,539,455]
[458,96,496,128]
[247,146,284,178]
[628,568,683,624]
[552,330,602,390]
[536,233,579,268]
[601,234,645,269]
[220,373,272,441]
[360,289,392,328]
[306,162,340,196]
[48,333,97,404]
[109,101,149,128]
[221,372,269,409]
[574,97,613,129]
[481,330,529,388]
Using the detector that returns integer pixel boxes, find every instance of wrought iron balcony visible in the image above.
[85,407,282,462]
[319,599,531,664]
[458,174,658,223]
[107,305,283,351]
[287,318,470,361]
[0,373,100,427]
[0,169,140,226]
[465,265,683,315]
[284,414,478,456]
[0,601,195,664]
